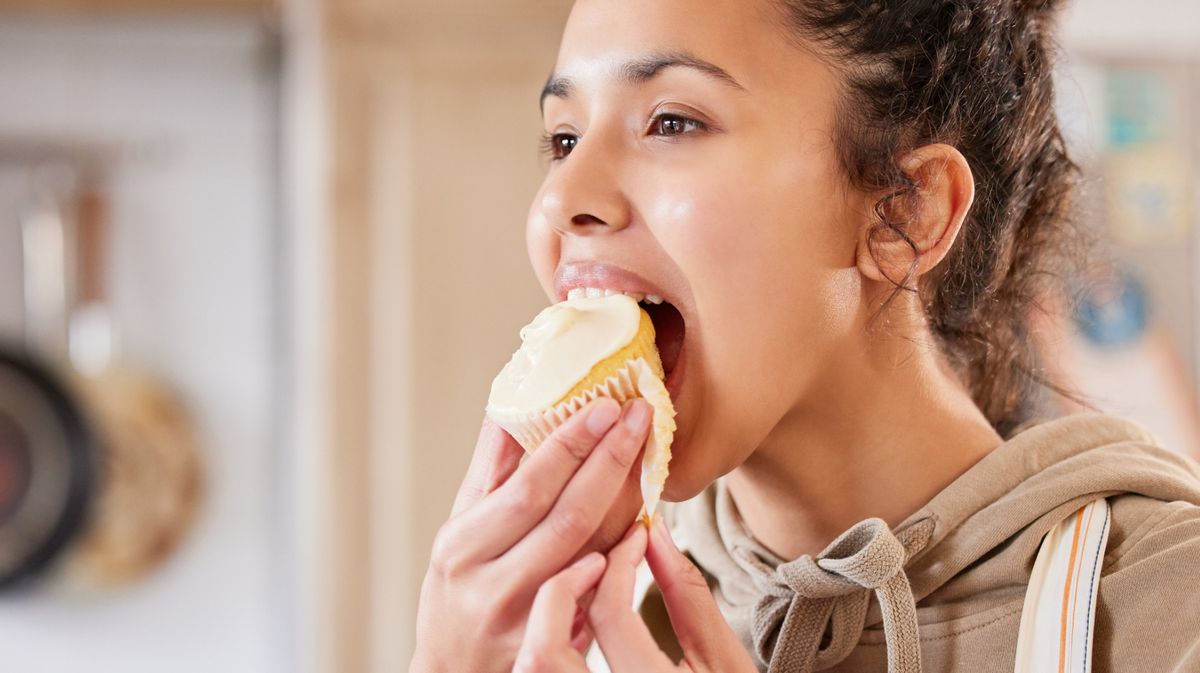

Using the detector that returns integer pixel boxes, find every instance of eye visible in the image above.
[540,132,578,161]
[650,112,706,137]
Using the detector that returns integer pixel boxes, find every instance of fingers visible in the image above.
[450,417,525,518]
[589,523,674,671]
[503,399,652,581]
[438,399,622,565]
[646,517,756,671]
[570,587,598,654]
[569,617,594,655]
[515,553,606,673]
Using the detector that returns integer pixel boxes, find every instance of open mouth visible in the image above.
[642,299,685,382]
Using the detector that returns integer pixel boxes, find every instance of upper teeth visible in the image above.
[567,287,665,305]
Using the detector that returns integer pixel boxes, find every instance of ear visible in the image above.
[855,143,975,285]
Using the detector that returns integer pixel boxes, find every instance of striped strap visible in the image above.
[1014,499,1112,673]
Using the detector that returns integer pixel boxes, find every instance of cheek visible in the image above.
[661,152,850,348]
[649,146,859,469]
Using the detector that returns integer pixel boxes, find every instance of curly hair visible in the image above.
[777,0,1085,437]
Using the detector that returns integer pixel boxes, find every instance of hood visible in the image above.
[670,413,1200,673]
[901,413,1200,601]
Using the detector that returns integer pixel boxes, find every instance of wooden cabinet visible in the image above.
[304,2,570,671]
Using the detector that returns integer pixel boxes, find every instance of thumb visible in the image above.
[644,516,755,671]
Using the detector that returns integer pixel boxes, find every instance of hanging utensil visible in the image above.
[59,179,203,587]
[0,172,98,591]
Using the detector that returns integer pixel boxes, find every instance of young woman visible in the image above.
[411,1,1200,671]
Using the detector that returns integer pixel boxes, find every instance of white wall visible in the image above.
[1061,0,1200,57]
[0,17,287,673]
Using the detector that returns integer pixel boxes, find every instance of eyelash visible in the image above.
[539,112,709,161]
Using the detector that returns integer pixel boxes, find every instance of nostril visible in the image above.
[570,213,607,227]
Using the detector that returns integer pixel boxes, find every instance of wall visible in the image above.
[309,3,571,670]
[0,17,287,673]
[1060,0,1200,58]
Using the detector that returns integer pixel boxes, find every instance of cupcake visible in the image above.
[487,293,676,521]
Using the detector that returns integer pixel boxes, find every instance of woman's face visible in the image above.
[528,0,868,502]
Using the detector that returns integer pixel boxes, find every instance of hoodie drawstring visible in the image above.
[734,518,932,673]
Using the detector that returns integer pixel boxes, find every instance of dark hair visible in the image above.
[777,0,1085,437]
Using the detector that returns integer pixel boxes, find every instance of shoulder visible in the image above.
[1093,495,1200,671]
[1105,493,1200,572]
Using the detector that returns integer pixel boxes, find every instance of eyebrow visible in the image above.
[539,51,746,112]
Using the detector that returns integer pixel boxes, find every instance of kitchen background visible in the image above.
[0,1,1196,672]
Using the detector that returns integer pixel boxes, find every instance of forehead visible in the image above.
[554,0,793,90]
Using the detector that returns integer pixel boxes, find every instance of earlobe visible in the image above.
[854,143,975,285]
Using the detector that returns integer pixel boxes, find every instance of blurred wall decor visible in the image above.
[0,2,287,673]
[1050,48,1200,457]
[0,155,202,591]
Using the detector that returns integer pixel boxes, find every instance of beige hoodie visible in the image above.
[639,413,1200,673]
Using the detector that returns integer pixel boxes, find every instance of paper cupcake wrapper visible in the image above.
[489,357,676,519]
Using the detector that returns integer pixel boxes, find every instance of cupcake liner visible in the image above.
[632,359,675,520]
[489,356,676,518]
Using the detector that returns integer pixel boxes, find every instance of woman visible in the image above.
[411,1,1200,671]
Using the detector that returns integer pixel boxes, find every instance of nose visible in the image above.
[537,136,632,236]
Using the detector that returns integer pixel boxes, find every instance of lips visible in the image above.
[555,262,688,396]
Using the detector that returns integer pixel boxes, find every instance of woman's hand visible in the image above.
[410,398,652,673]
[514,516,759,673]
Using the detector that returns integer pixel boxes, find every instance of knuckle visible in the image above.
[429,526,466,579]
[600,431,639,471]
[544,428,594,463]
[548,504,593,543]
[504,481,545,519]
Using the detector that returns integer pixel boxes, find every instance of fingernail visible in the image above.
[622,399,651,431]
[585,399,620,437]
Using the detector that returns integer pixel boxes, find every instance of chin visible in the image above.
[658,430,722,504]
[661,468,711,504]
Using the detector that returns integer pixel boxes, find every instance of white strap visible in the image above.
[1014,499,1112,673]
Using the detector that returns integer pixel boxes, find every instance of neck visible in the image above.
[725,325,1002,561]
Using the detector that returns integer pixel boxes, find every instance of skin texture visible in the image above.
[412,0,1006,671]
[529,0,1000,559]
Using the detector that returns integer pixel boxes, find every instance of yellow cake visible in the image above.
[487,294,676,520]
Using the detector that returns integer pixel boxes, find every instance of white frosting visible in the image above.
[487,294,642,414]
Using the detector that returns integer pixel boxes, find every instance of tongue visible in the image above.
[645,302,684,375]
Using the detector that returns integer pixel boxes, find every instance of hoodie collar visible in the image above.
[673,413,1200,673]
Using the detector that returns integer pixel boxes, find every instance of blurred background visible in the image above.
[0,1,1195,672]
